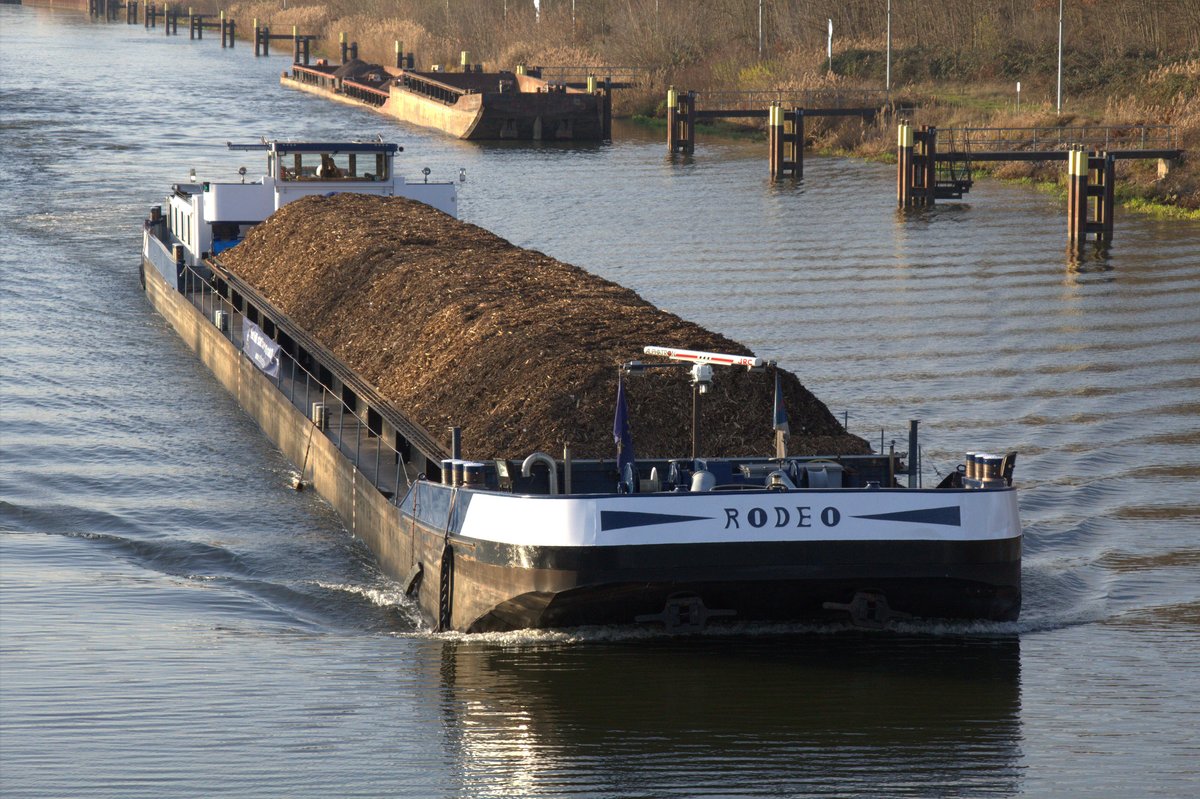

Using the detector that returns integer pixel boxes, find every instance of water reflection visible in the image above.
[1065,242,1115,278]
[434,634,1022,797]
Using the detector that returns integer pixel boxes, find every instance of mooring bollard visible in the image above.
[394,40,403,68]
[340,31,348,64]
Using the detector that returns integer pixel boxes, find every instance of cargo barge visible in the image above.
[141,140,1021,632]
[282,59,612,141]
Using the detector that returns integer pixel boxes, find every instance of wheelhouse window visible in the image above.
[276,151,389,182]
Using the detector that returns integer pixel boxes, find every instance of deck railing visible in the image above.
[175,260,419,504]
[143,226,179,287]
[343,78,389,107]
[397,72,469,106]
[291,64,335,89]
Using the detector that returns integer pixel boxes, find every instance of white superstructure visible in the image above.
[164,139,457,266]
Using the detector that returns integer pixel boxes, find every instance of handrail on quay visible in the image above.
[946,124,1176,153]
[696,88,890,111]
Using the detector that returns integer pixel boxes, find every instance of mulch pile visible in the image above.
[220,193,869,460]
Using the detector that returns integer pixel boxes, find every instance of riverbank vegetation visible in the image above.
[218,1,1199,210]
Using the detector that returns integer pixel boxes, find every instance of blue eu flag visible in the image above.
[773,370,790,435]
[613,376,636,475]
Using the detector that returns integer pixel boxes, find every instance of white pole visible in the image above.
[827,18,833,73]
[1057,0,1064,114]
[886,0,892,93]
[758,0,763,58]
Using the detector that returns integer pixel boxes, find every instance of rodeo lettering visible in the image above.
[723,506,842,529]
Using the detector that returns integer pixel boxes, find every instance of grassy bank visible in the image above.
[195,1,1196,212]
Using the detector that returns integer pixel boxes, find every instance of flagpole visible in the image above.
[773,366,789,460]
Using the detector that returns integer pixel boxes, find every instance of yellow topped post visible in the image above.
[587,75,597,93]
[461,50,470,69]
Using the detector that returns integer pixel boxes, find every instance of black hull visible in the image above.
[410,519,1021,632]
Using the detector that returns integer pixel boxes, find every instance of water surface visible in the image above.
[2,7,1198,797]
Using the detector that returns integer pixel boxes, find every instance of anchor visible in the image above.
[635,593,735,631]
[823,591,911,629]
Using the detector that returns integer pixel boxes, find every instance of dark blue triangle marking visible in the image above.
[601,511,712,532]
[851,506,962,527]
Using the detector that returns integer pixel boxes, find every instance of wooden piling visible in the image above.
[340,32,348,64]
[922,126,937,206]
[897,122,913,206]
[1067,149,1089,245]
[686,92,697,154]
[127,0,138,24]
[1068,149,1116,247]
[602,77,613,141]
[768,104,783,180]
[666,87,678,153]
[791,107,804,180]
[394,40,403,69]
[1094,152,1115,240]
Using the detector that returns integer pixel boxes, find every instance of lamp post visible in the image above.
[886,0,892,93]
[758,0,763,59]
[1056,0,1064,114]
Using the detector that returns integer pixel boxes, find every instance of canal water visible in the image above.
[2,7,1198,798]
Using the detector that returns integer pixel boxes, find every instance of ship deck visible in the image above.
[188,287,421,497]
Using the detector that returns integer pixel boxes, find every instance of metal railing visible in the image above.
[534,65,649,85]
[397,72,468,105]
[343,78,389,106]
[290,65,335,89]
[143,226,179,286]
[177,261,416,505]
[696,88,890,111]
[947,125,1176,153]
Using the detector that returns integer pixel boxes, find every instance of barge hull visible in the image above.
[139,256,439,619]
[405,517,1021,632]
